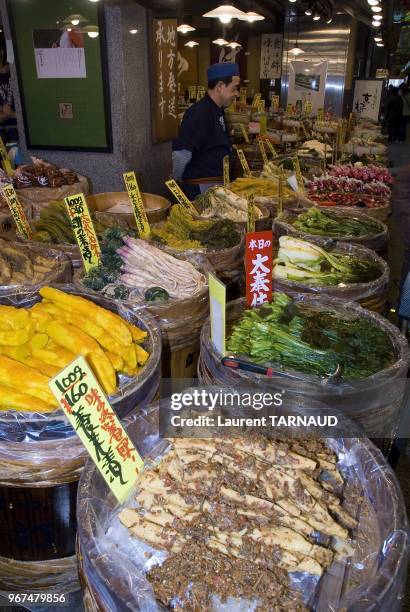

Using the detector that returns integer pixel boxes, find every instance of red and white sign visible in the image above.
[245,231,273,307]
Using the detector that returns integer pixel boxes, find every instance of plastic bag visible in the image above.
[198,296,409,439]
[76,401,409,612]
[273,239,389,312]
[0,283,162,430]
[273,206,389,253]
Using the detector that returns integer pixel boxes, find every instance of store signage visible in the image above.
[123,171,151,239]
[2,184,32,239]
[152,18,179,143]
[240,123,250,143]
[252,93,262,107]
[165,179,197,213]
[49,356,143,504]
[245,230,273,307]
[0,138,13,177]
[64,193,101,272]
[258,139,268,165]
[247,194,255,233]
[292,157,305,193]
[236,149,251,176]
[208,273,226,355]
[223,155,230,186]
[257,99,265,112]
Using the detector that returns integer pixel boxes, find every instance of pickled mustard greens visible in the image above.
[290,207,382,238]
[227,293,394,379]
[273,236,381,286]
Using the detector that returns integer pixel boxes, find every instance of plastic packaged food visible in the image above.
[76,402,409,612]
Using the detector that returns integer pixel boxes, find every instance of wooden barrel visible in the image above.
[87,192,171,227]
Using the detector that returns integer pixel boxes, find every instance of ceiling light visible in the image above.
[129,29,139,34]
[213,38,229,45]
[71,19,79,25]
[238,11,265,21]
[367,0,379,5]
[227,41,242,48]
[374,35,382,41]
[64,14,87,26]
[289,46,305,55]
[376,42,384,46]
[177,24,196,34]
[371,5,382,12]
[185,40,199,47]
[66,27,72,31]
[373,14,383,20]
[203,5,247,24]
[313,14,321,20]
[305,8,313,15]
[83,25,99,38]
[372,20,380,26]
[89,0,99,2]
[326,17,333,23]
[289,0,297,3]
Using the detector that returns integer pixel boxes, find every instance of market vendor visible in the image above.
[172,61,240,200]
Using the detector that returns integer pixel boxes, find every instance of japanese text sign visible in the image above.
[239,87,247,104]
[209,273,226,356]
[196,85,206,101]
[264,138,278,158]
[271,95,280,112]
[64,193,101,272]
[223,155,230,186]
[258,139,268,165]
[246,231,273,307]
[236,149,251,176]
[188,85,197,99]
[278,167,284,214]
[247,195,255,233]
[240,123,250,144]
[252,93,262,108]
[304,100,312,115]
[317,107,324,122]
[0,137,13,176]
[123,171,151,239]
[260,34,282,79]
[152,18,178,142]
[2,184,32,239]
[165,179,197,213]
[292,157,305,193]
[49,356,143,503]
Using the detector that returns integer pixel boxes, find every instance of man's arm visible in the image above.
[171,149,192,181]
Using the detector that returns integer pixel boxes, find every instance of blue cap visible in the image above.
[207,62,239,82]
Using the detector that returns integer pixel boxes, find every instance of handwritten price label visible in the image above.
[65,193,101,272]
[292,157,305,194]
[240,123,250,144]
[264,138,278,158]
[0,137,13,177]
[258,139,268,165]
[123,171,151,239]
[252,93,262,107]
[247,194,256,233]
[2,184,32,239]
[165,179,197,213]
[236,149,251,176]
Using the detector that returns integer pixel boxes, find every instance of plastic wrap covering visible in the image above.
[16,174,90,220]
[307,192,391,222]
[198,296,409,439]
[0,284,162,425]
[76,403,409,612]
[273,239,389,313]
[0,240,72,296]
[273,207,389,253]
[0,201,33,238]
[194,195,271,233]
[18,227,83,269]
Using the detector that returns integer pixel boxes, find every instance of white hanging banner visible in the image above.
[287,60,328,113]
[353,79,383,122]
[260,34,282,79]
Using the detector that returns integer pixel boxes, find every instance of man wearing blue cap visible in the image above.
[172,62,240,199]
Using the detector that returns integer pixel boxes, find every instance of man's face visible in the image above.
[218,76,240,108]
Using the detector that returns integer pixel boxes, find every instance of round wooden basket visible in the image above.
[87,192,171,228]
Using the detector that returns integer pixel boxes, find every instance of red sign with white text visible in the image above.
[245,231,273,307]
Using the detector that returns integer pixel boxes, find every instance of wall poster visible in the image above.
[260,34,282,79]
[287,60,328,113]
[353,79,383,121]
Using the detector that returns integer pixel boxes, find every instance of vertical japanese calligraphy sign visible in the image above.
[64,193,101,272]
[49,356,143,504]
[188,85,197,99]
[317,107,324,122]
[0,137,13,177]
[208,273,226,356]
[260,34,283,80]
[223,155,230,187]
[245,231,273,307]
[151,18,178,143]
[264,138,278,159]
[271,95,280,112]
[123,171,151,239]
[2,184,32,239]
[252,93,262,108]
[165,179,197,213]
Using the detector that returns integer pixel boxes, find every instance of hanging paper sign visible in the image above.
[258,139,268,165]
[223,155,230,187]
[165,179,197,213]
[236,149,251,176]
[247,194,255,233]
[292,157,305,193]
[208,273,226,356]
[2,184,32,239]
[65,193,101,272]
[252,93,262,107]
[245,230,273,307]
[240,123,250,144]
[49,356,143,504]
[0,137,13,177]
[123,171,151,239]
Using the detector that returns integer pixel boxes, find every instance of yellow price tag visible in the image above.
[240,124,250,144]
[123,171,151,239]
[304,100,312,115]
[236,149,251,176]
[49,356,143,504]
[317,108,324,122]
[0,138,13,177]
[165,179,197,213]
[2,184,32,239]
[286,103,293,116]
[208,273,226,356]
[197,86,206,101]
[65,193,101,272]
[258,139,268,165]
[292,157,305,194]
[247,194,255,233]
[264,139,278,159]
[324,142,328,172]
[252,93,262,107]
[278,168,284,215]
[257,100,265,113]
[223,155,230,187]
[239,87,247,104]
[271,95,280,112]
[188,85,197,99]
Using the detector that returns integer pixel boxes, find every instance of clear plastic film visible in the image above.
[76,402,409,612]
[17,226,83,269]
[198,296,409,439]
[0,283,162,435]
[273,206,389,253]
[273,239,389,312]
[194,193,271,233]
[0,239,73,296]
[305,191,391,222]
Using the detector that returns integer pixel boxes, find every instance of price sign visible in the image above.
[286,103,293,116]
[2,184,32,239]
[257,100,265,113]
[247,194,255,233]
[223,155,230,187]
[324,142,328,172]
[239,87,247,104]
[258,139,268,165]
[209,273,226,356]
[240,123,250,144]
[304,100,312,115]
[0,138,13,177]
[188,85,197,99]
[236,149,251,176]
[196,85,206,100]
[278,168,284,214]
[49,356,143,504]
[292,157,305,193]
[252,93,262,107]
[165,179,197,213]
[317,108,324,122]
[123,171,151,239]
[271,95,279,112]
[264,138,278,158]
[245,230,273,307]
[65,193,101,272]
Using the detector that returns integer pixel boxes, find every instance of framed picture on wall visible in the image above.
[7,0,112,151]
